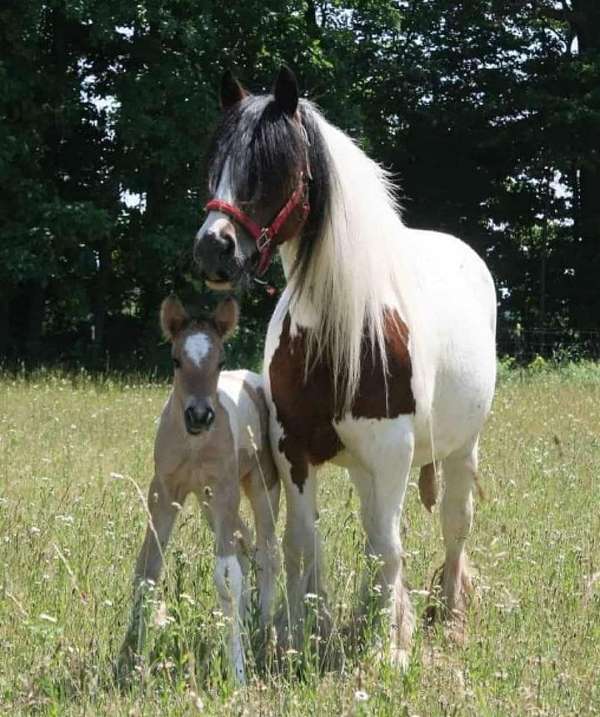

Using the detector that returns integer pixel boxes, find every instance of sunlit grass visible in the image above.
[1,365,599,714]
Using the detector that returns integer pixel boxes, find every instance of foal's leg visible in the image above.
[119,474,184,665]
[206,477,248,683]
[436,437,479,622]
[244,469,281,627]
[346,427,415,670]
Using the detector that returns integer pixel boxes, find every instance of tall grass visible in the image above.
[1,367,599,714]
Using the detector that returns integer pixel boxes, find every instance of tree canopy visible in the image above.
[1,0,599,368]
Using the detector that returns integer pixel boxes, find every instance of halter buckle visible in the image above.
[256,229,272,253]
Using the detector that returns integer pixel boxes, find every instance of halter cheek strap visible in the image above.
[204,174,310,276]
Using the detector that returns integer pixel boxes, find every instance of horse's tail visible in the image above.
[418,463,439,512]
[419,461,485,512]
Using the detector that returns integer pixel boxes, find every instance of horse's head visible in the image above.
[194,67,329,290]
[160,296,238,435]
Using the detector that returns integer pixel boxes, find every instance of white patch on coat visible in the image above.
[214,554,245,683]
[196,159,234,241]
[218,370,265,455]
[184,333,211,367]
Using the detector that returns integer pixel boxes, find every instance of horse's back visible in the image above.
[402,229,495,328]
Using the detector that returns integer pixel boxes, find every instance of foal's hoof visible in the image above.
[370,643,411,674]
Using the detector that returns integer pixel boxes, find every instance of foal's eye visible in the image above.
[172,357,181,369]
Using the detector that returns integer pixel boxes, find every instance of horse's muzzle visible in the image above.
[193,229,237,284]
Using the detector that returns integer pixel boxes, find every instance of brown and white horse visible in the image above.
[119,296,280,683]
[194,68,497,667]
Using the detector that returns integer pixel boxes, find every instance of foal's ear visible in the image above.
[213,297,239,340]
[160,296,189,341]
[220,70,248,110]
[273,65,298,116]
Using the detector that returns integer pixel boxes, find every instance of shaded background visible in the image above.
[1,0,599,371]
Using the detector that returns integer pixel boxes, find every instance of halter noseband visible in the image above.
[204,173,310,276]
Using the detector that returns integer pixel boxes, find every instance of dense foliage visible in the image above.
[1,1,599,369]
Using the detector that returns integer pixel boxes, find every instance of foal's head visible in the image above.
[194,67,331,289]
[160,296,239,435]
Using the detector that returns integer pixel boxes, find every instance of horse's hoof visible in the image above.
[391,647,410,672]
[113,647,138,688]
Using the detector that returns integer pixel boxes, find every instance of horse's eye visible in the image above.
[172,357,181,369]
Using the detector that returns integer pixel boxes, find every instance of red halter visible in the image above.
[204,174,310,276]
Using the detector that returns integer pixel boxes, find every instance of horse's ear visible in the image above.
[160,296,189,341]
[213,296,239,340]
[273,65,298,116]
[220,70,248,110]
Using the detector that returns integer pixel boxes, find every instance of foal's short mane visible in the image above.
[209,96,409,410]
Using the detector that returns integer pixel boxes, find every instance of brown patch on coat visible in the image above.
[269,311,416,491]
[419,463,439,512]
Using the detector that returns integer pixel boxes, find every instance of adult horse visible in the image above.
[194,67,496,666]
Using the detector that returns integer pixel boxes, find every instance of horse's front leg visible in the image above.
[205,476,248,684]
[118,474,183,672]
[343,421,415,670]
[279,461,331,643]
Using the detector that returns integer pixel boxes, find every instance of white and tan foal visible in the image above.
[119,296,280,683]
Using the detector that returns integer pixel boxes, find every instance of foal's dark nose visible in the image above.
[184,404,215,434]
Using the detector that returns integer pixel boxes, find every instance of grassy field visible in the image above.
[1,364,599,715]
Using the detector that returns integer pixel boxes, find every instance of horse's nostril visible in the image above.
[221,234,235,256]
[184,407,196,425]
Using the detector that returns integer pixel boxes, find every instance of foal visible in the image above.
[119,296,280,683]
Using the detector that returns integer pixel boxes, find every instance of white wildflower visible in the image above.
[154,601,170,628]
[39,613,57,623]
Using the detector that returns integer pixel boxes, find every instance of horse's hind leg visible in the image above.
[431,436,479,625]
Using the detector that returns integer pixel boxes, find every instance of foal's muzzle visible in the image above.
[184,402,215,435]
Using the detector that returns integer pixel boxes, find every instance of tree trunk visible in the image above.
[562,1,600,327]
[0,290,10,359]
[92,238,112,361]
